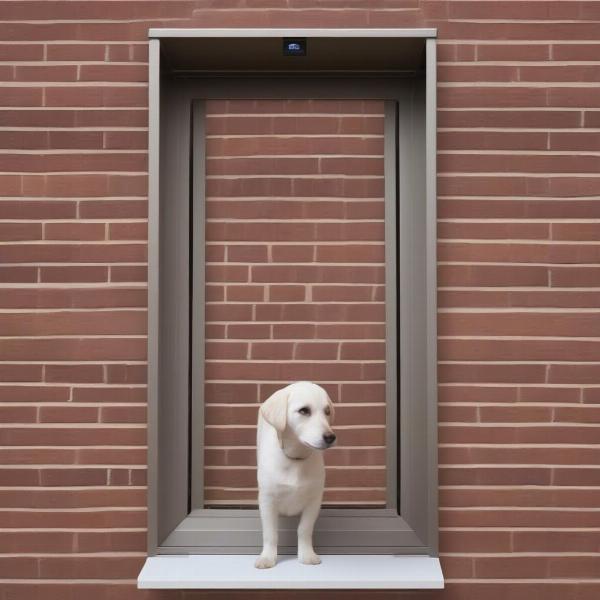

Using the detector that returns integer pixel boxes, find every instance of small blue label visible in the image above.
[283,38,306,56]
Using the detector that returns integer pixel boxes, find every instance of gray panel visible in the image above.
[157,87,193,545]
[190,101,206,510]
[146,38,160,556]
[425,37,439,557]
[161,509,425,554]
[397,78,429,547]
[384,101,398,511]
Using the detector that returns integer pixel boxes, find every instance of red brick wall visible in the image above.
[1,2,599,599]
[204,99,387,507]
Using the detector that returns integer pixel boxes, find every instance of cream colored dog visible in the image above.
[255,381,336,569]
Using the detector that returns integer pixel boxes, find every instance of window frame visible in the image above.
[147,29,438,557]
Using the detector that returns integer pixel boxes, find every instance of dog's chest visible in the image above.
[273,471,316,516]
[260,460,324,516]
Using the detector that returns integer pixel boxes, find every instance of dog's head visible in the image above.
[260,381,336,450]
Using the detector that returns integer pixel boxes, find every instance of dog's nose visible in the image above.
[323,433,336,445]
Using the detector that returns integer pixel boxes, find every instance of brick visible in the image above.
[72,387,146,403]
[439,313,600,337]
[0,310,146,336]
[79,200,147,219]
[439,198,600,220]
[440,530,512,553]
[440,466,551,486]
[0,487,145,509]
[208,136,384,158]
[0,243,146,264]
[44,222,105,241]
[208,221,383,242]
[100,405,146,424]
[205,361,383,382]
[2,531,74,553]
[250,342,294,360]
[106,364,146,384]
[0,222,42,241]
[294,342,339,360]
[252,264,384,284]
[0,43,43,60]
[76,531,145,552]
[79,64,148,82]
[206,115,384,136]
[109,222,148,240]
[476,43,550,61]
[439,339,600,362]
[38,406,98,423]
[206,264,249,282]
[0,507,140,527]
[40,266,108,283]
[0,385,69,402]
[439,363,546,384]
[267,284,304,301]
[0,152,146,172]
[0,87,42,107]
[46,43,105,61]
[439,289,600,309]
[45,86,147,108]
[438,264,548,287]
[226,323,271,340]
[110,265,147,282]
[225,285,263,302]
[440,424,600,444]
[438,109,580,129]
[15,65,77,82]
[549,364,600,384]
[226,244,268,262]
[0,266,37,283]
[205,341,248,360]
[0,406,37,423]
[438,242,600,264]
[514,531,600,553]
[45,365,103,383]
[441,152,600,175]
[271,245,314,263]
[0,364,42,382]
[438,221,549,240]
[479,406,553,425]
[0,287,147,309]
[204,382,258,404]
[37,556,145,579]
[254,302,384,322]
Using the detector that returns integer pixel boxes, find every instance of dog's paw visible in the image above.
[298,550,321,565]
[255,553,277,569]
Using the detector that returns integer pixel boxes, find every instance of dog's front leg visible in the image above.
[255,495,278,569]
[297,495,322,565]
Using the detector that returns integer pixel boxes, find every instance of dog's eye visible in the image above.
[324,407,331,416]
[298,407,311,416]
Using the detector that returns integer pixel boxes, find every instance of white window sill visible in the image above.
[137,554,444,589]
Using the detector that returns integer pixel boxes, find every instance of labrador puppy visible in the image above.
[255,381,336,569]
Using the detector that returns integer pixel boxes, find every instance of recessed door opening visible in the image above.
[195,98,392,510]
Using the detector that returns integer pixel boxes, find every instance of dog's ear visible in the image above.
[260,385,290,437]
[325,392,336,423]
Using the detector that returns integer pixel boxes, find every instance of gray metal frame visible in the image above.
[147,30,438,557]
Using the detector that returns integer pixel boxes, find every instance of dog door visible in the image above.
[194,98,393,510]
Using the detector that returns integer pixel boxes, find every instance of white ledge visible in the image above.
[148,27,438,39]
[138,554,444,589]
